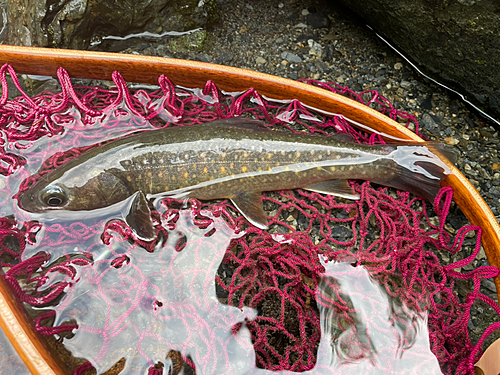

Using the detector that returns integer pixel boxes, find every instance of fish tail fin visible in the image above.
[377,141,457,203]
[424,141,459,165]
[384,160,446,203]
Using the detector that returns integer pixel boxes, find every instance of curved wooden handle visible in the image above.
[0,45,498,374]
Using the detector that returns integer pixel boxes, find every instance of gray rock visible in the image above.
[306,12,331,29]
[281,51,302,63]
[334,0,500,122]
[489,186,500,197]
[5,0,217,49]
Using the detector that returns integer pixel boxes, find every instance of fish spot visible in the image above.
[250,175,255,178]
[267,167,272,172]
[221,153,226,158]
[230,162,234,168]
[231,174,235,178]
[242,166,248,173]
[164,186,169,191]
[210,176,214,180]
[172,176,176,181]
[275,162,280,167]
[127,176,132,182]
[184,172,189,179]
[310,150,315,155]
[193,164,196,169]
[330,167,336,171]
[211,160,215,163]
[221,167,226,173]
[281,150,286,155]
[295,171,300,175]
[296,151,301,158]
[349,166,354,171]
[254,158,259,163]
[257,167,262,172]
[138,174,142,179]
[193,174,196,179]
[147,172,152,178]
[203,167,208,173]
[158,172,163,178]
[267,153,272,159]
[317,167,322,170]
[244,152,248,158]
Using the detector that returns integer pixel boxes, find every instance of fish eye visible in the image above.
[41,186,68,207]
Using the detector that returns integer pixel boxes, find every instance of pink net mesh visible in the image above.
[0,63,498,374]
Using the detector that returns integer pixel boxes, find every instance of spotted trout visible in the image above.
[19,118,455,240]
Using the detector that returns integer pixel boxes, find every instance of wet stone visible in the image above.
[306,12,331,29]
[281,51,302,63]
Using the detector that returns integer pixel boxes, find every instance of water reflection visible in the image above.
[33,205,442,374]
[1,85,444,374]
[312,260,441,374]
[50,210,257,374]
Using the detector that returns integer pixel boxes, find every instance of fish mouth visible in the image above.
[17,190,45,213]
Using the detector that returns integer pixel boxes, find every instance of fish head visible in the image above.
[18,169,131,213]
[19,181,73,213]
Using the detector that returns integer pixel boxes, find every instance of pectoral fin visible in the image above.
[303,179,360,200]
[124,191,156,241]
[230,191,268,229]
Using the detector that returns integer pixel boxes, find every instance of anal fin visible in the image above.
[303,179,360,200]
[230,191,268,229]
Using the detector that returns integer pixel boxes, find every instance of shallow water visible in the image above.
[1,80,485,374]
[30,207,441,374]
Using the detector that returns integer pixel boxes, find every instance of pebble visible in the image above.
[489,186,500,197]
[306,12,331,29]
[444,136,459,146]
[256,56,266,64]
[294,23,308,29]
[394,62,403,70]
[281,51,302,63]
[400,80,411,89]
[307,39,322,58]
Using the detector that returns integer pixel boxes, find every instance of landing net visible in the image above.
[0,64,498,375]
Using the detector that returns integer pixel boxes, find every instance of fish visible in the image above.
[18,118,455,241]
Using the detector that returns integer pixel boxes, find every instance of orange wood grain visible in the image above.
[0,273,64,375]
[0,44,498,374]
